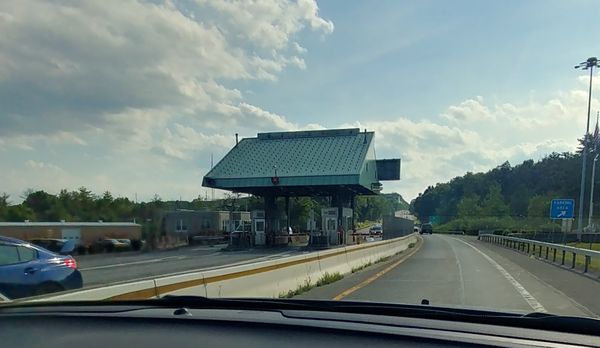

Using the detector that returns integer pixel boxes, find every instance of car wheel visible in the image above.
[35,282,64,296]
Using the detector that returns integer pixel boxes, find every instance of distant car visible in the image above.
[369,225,383,235]
[98,238,130,252]
[117,239,132,249]
[28,238,75,255]
[421,223,433,234]
[0,236,82,300]
[414,226,421,234]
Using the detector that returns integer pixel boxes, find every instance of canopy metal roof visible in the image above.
[203,128,398,196]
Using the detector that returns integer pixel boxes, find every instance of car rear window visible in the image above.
[17,246,37,262]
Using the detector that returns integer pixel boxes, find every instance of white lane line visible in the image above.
[80,253,219,271]
[447,240,466,305]
[451,237,547,313]
[81,258,164,271]
[81,249,297,272]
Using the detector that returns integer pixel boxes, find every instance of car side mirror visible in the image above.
[60,240,76,255]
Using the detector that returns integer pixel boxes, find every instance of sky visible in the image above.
[0,0,599,204]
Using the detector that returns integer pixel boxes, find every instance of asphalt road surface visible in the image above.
[299,234,600,318]
[76,245,307,287]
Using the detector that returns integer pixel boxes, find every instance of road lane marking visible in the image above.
[447,240,466,305]
[451,237,547,313]
[80,252,220,271]
[332,237,423,301]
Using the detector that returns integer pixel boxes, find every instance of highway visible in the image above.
[76,245,307,287]
[299,234,600,317]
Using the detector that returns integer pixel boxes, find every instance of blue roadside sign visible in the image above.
[550,199,575,219]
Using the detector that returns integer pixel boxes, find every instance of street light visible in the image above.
[588,153,599,230]
[575,57,599,240]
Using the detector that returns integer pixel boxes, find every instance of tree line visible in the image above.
[410,152,594,234]
[0,188,409,231]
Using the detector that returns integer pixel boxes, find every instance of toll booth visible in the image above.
[322,208,338,245]
[252,210,266,246]
[322,207,353,245]
[202,128,401,248]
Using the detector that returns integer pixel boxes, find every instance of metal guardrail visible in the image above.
[478,234,600,274]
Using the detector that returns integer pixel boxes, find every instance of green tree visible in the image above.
[481,183,509,217]
[527,195,551,218]
[5,205,36,222]
[0,193,10,221]
[22,190,58,221]
[457,194,482,217]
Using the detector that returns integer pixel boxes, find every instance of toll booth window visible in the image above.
[0,245,20,265]
[17,246,37,262]
[327,219,336,231]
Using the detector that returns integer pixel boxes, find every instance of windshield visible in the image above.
[1,0,599,322]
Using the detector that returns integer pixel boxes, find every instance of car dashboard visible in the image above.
[0,304,598,347]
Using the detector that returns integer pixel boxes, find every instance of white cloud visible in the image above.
[363,86,599,200]
[25,160,64,172]
[441,96,494,122]
[0,0,331,142]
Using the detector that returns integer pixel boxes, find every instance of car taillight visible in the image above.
[64,256,77,269]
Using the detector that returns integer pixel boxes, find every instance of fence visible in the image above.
[479,234,600,275]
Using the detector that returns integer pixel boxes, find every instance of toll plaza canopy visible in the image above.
[202,128,400,196]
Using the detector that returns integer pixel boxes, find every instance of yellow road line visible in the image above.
[332,237,423,301]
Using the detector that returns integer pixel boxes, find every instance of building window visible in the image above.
[176,219,187,232]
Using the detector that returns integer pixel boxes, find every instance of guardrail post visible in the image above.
[545,246,549,259]
[561,250,566,265]
[584,255,590,273]
[553,248,557,262]
[571,252,576,269]
[538,245,542,258]
[527,243,530,254]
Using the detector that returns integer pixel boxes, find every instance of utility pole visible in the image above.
[575,57,599,240]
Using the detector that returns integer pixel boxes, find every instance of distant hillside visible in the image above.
[410,152,585,232]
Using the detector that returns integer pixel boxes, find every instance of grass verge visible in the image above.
[279,272,344,298]
[351,261,372,273]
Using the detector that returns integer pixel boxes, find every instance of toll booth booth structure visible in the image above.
[252,210,266,246]
[202,128,401,248]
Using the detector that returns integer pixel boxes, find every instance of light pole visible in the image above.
[575,57,599,240]
[588,154,599,230]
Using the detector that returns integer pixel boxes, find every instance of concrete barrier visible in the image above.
[39,233,418,301]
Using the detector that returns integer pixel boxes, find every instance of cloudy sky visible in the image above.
[0,0,599,203]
